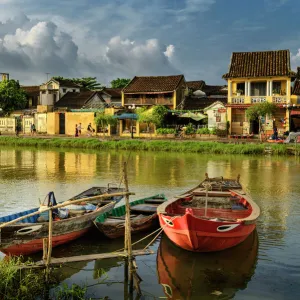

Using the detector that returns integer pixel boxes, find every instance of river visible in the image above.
[0,147,299,299]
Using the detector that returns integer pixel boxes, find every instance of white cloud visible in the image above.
[164,44,175,58]
[0,14,179,85]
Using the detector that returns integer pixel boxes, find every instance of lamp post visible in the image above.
[128,104,136,139]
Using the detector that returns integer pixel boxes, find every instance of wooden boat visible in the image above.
[0,196,115,256]
[94,194,167,239]
[157,174,260,252]
[157,231,258,299]
[69,185,125,204]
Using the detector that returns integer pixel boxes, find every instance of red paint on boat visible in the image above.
[157,176,260,252]
[1,228,90,256]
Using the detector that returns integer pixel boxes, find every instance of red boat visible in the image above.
[157,174,260,252]
[0,192,115,256]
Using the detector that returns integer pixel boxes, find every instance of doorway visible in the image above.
[250,119,259,134]
[59,113,65,134]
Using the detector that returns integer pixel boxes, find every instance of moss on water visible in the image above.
[0,136,295,155]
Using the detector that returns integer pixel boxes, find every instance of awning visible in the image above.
[291,110,300,116]
[114,113,138,120]
[178,112,207,121]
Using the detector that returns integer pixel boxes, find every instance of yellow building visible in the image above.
[222,50,297,135]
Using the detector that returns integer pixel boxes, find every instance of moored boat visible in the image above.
[0,193,115,256]
[94,194,167,239]
[157,174,260,252]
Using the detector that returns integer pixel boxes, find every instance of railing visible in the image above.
[272,96,287,104]
[124,97,173,105]
[251,97,266,103]
[231,97,245,104]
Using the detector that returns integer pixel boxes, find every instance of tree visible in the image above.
[95,112,117,139]
[110,78,131,89]
[0,80,27,114]
[137,105,169,132]
[246,102,277,139]
[52,77,104,90]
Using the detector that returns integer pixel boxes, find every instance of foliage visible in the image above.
[53,77,104,90]
[137,105,168,128]
[156,128,176,135]
[185,123,196,135]
[95,113,117,129]
[55,283,90,300]
[196,127,211,134]
[0,80,27,114]
[245,102,277,121]
[110,78,131,89]
[0,136,296,156]
[0,257,48,299]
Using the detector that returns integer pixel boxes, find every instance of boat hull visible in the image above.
[0,202,115,256]
[158,212,255,252]
[94,214,158,239]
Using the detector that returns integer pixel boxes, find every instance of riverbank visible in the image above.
[0,136,297,155]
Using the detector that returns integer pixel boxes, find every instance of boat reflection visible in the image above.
[157,230,258,299]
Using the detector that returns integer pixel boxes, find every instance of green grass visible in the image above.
[0,136,297,155]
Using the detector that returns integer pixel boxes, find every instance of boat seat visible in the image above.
[130,204,158,214]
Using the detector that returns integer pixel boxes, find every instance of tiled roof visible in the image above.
[55,79,80,88]
[292,80,300,95]
[223,50,296,79]
[123,75,185,93]
[102,88,122,97]
[55,91,105,109]
[186,81,205,90]
[202,85,227,96]
[183,96,227,110]
[21,86,40,97]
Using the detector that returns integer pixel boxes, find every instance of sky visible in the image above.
[1,0,300,86]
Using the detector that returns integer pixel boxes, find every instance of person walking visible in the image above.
[32,123,36,135]
[30,123,34,136]
[75,124,79,137]
[77,123,83,135]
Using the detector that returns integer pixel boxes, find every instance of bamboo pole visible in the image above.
[46,208,53,266]
[0,192,134,229]
[42,238,48,261]
[123,162,133,294]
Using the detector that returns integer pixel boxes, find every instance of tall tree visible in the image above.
[52,77,104,90]
[0,80,27,114]
[110,78,131,89]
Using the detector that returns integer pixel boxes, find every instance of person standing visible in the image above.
[75,124,79,137]
[77,123,83,135]
[30,123,34,136]
[32,123,36,135]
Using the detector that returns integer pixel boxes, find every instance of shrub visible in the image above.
[185,123,196,135]
[196,128,210,134]
[156,128,176,135]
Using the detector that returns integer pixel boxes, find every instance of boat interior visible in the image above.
[165,178,253,220]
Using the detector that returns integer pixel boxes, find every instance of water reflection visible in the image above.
[157,232,258,300]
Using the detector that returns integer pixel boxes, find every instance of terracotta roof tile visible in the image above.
[123,75,185,93]
[292,80,300,95]
[55,91,105,109]
[21,86,40,97]
[223,50,296,79]
[186,81,205,90]
[102,88,122,97]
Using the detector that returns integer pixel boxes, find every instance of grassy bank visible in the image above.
[0,136,296,155]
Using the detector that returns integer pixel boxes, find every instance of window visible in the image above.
[272,81,282,94]
[62,88,66,93]
[232,109,245,122]
[251,82,266,96]
[73,89,76,92]
[236,83,245,95]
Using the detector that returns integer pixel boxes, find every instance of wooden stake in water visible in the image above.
[123,162,133,294]
[205,185,208,217]
[46,208,53,267]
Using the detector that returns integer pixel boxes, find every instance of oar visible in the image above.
[0,192,134,229]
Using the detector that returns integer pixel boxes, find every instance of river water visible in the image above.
[0,147,299,299]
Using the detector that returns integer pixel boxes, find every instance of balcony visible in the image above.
[251,97,266,103]
[124,97,173,106]
[272,96,286,104]
[231,97,245,104]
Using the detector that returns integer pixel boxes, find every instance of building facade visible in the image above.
[223,50,296,135]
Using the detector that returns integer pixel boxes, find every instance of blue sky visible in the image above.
[1,0,300,85]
